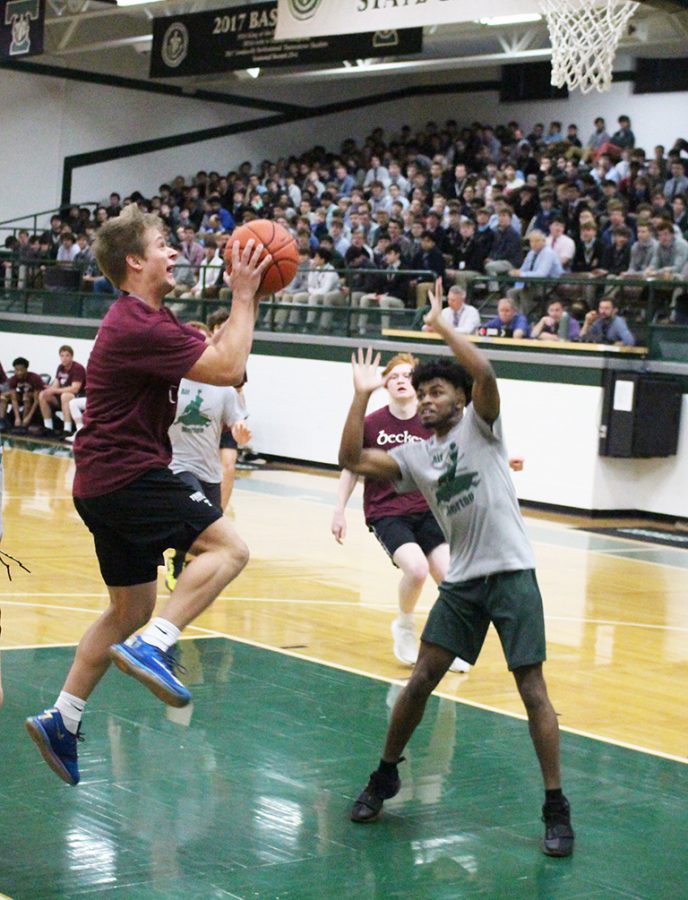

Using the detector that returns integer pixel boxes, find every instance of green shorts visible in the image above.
[421,569,546,671]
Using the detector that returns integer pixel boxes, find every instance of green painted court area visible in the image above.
[0,638,685,899]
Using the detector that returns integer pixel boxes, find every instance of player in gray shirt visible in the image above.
[339,280,574,858]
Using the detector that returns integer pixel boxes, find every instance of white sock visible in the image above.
[63,422,73,434]
[140,617,181,653]
[43,418,53,430]
[396,612,415,629]
[54,691,86,734]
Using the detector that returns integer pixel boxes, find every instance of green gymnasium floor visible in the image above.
[1,637,686,899]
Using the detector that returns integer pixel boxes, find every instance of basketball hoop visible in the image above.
[540,0,639,94]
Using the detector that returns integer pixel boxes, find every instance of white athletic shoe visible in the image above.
[448,657,471,674]
[391,617,418,666]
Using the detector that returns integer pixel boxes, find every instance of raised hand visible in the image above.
[226,238,272,303]
[351,346,383,395]
[423,277,444,331]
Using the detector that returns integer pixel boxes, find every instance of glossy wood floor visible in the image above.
[1,443,687,763]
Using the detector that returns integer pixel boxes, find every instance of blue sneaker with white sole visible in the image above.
[109,637,191,708]
[25,708,82,785]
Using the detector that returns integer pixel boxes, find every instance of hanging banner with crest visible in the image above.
[275,0,542,39]
[150,1,422,78]
[0,0,44,60]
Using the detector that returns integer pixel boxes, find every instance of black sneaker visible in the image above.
[351,768,401,823]
[542,797,575,857]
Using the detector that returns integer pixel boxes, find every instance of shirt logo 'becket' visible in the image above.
[434,443,480,512]
[376,428,424,446]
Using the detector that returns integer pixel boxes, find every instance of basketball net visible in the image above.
[540,0,639,94]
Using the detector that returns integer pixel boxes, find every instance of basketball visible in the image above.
[224,220,299,299]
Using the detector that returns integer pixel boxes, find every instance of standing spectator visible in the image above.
[40,214,63,259]
[410,231,446,307]
[39,345,86,439]
[586,117,610,159]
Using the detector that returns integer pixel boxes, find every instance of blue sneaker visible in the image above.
[25,708,82,785]
[109,637,191,708]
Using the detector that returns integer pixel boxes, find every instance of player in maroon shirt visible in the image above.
[26,204,271,785]
[38,344,86,439]
[332,352,470,672]
[1,357,45,432]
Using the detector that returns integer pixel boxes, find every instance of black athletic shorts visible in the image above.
[219,428,238,450]
[74,468,223,587]
[368,510,446,565]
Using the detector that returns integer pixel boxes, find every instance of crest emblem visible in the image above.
[161,22,188,69]
[286,0,322,21]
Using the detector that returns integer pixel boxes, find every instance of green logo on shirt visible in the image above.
[175,389,211,432]
[435,443,480,510]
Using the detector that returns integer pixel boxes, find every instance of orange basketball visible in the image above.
[224,219,299,299]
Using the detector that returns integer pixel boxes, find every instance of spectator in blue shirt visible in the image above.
[580,297,635,346]
[507,230,563,316]
[483,297,530,339]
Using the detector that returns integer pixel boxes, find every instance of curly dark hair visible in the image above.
[412,358,473,403]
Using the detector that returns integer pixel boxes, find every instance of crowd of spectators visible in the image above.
[3,114,688,342]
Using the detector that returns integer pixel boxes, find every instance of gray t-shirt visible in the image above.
[169,379,243,484]
[390,405,534,582]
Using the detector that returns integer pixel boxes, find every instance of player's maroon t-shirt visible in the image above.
[362,405,431,522]
[73,294,206,499]
[8,371,44,396]
[55,361,87,395]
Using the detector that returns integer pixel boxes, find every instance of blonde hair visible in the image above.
[93,204,164,288]
[382,352,418,378]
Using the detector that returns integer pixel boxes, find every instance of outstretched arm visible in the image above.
[338,348,402,481]
[424,278,500,425]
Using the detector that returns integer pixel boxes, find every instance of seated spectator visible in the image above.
[586,117,610,161]
[601,201,636,246]
[507,229,562,316]
[672,194,688,236]
[663,160,688,203]
[266,246,312,330]
[623,221,657,275]
[433,285,481,334]
[303,247,345,333]
[339,245,379,333]
[596,225,632,277]
[646,221,688,278]
[0,357,44,433]
[39,344,87,438]
[186,237,224,299]
[409,230,446,307]
[166,252,196,300]
[530,299,581,342]
[56,232,79,264]
[572,222,605,274]
[546,217,576,270]
[446,217,490,289]
[484,207,522,287]
[482,297,530,338]
[178,226,205,273]
[579,296,635,345]
[357,243,412,334]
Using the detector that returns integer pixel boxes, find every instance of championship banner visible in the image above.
[150,1,422,79]
[275,0,542,40]
[0,0,44,60]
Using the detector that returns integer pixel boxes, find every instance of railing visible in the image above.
[0,203,101,244]
[1,257,687,349]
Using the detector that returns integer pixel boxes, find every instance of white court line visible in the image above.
[0,599,684,765]
[1,596,687,633]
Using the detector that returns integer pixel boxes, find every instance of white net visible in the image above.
[540,0,639,94]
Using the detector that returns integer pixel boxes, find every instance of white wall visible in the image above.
[3,324,682,515]
[2,65,687,226]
